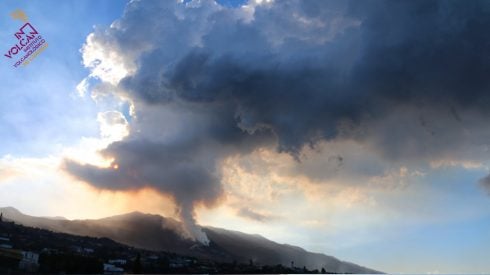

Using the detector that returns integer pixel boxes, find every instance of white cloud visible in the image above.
[81,32,133,85]
[76,77,90,97]
[97,111,129,142]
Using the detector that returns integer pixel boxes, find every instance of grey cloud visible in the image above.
[66,100,273,243]
[120,0,490,157]
[237,207,274,222]
[68,0,490,241]
[65,136,223,244]
[292,154,344,181]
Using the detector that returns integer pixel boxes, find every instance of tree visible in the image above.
[133,253,142,274]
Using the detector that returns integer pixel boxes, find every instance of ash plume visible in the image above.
[65,0,490,242]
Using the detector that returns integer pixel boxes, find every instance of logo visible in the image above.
[4,9,48,68]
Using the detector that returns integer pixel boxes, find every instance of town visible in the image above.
[0,213,333,274]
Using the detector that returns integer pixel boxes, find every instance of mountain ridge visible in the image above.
[0,206,381,273]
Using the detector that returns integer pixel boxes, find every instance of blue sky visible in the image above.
[332,167,490,273]
[0,0,126,156]
[1,1,490,273]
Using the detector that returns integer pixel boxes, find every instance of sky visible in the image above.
[1,0,490,273]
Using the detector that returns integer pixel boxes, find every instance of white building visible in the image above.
[103,263,124,274]
[18,251,39,272]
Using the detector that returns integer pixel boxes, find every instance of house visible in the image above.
[103,263,124,274]
[18,251,39,272]
[108,259,127,265]
[169,257,192,268]
[70,245,82,253]
[0,236,13,249]
[147,254,159,260]
[41,248,59,254]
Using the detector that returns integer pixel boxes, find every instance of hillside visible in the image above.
[0,207,380,273]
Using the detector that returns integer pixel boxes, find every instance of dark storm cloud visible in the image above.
[67,0,490,241]
[350,1,490,104]
[120,0,490,157]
